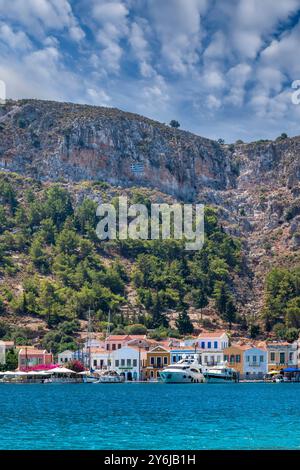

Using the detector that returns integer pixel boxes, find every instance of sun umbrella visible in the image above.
[48,367,76,374]
[268,370,280,375]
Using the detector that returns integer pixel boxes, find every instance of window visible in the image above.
[106,344,110,351]
[260,355,264,363]
[253,355,257,363]
[279,352,285,364]
[133,359,137,367]
[236,355,241,363]
[201,341,205,349]
[164,356,168,365]
[93,360,97,367]
[118,344,121,349]
[270,352,275,361]
[150,356,155,365]
[115,360,119,367]
[289,352,293,361]
[204,356,208,364]
[246,356,249,362]
[112,344,116,351]
[214,341,218,349]
[207,342,211,349]
[108,359,111,366]
[178,355,182,361]
[121,359,125,366]
[127,359,131,366]
[230,355,235,363]
[224,355,228,361]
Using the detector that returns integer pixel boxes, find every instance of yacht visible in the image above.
[203,363,239,383]
[160,355,205,383]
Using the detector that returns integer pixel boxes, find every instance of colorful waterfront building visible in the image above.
[104,334,148,351]
[111,346,142,381]
[90,347,109,370]
[57,350,74,364]
[169,346,201,364]
[224,344,268,379]
[183,331,229,366]
[18,347,53,370]
[266,341,297,371]
[144,345,170,381]
[0,340,15,365]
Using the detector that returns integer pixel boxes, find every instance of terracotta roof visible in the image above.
[106,335,131,341]
[89,347,107,354]
[198,330,227,338]
[19,348,51,355]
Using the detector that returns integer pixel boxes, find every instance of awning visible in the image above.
[283,368,300,373]
[48,367,76,374]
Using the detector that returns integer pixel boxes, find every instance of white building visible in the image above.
[57,350,74,364]
[90,348,109,370]
[243,347,268,378]
[111,346,141,381]
[181,331,228,366]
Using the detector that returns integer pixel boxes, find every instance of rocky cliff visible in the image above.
[1,99,300,319]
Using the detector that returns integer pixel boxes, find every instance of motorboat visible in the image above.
[160,355,205,383]
[94,370,124,384]
[203,363,239,383]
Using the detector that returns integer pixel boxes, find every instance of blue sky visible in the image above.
[1,0,300,142]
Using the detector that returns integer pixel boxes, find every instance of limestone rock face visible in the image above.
[0,100,233,201]
[1,99,300,319]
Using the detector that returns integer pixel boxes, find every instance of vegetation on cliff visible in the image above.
[0,172,244,351]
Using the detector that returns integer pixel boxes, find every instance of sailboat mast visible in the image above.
[106,310,111,370]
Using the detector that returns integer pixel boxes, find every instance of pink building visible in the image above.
[18,347,54,370]
[104,335,147,351]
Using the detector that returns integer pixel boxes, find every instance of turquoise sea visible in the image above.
[0,382,300,450]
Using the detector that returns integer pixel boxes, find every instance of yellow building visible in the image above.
[267,342,297,371]
[223,344,246,375]
[144,345,170,380]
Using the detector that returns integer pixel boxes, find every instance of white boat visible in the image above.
[160,355,205,383]
[203,363,239,383]
[96,370,124,384]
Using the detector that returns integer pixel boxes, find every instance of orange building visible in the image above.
[223,344,246,374]
[144,345,170,380]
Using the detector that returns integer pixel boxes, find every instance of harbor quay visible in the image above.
[1,330,300,384]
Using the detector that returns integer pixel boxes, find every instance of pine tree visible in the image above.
[176,309,194,335]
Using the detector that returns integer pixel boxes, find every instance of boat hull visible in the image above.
[160,370,205,384]
[204,374,238,383]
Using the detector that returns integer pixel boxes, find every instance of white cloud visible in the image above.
[87,88,111,105]
[148,0,207,74]
[91,0,129,73]
[0,0,85,42]
[0,23,32,50]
